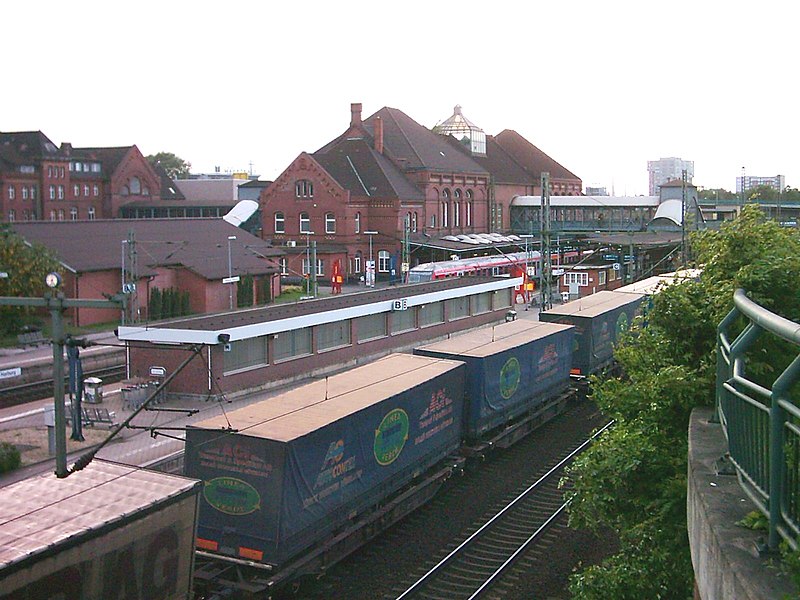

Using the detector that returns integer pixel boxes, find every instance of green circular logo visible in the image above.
[374,408,409,466]
[500,357,521,399]
[204,477,261,515]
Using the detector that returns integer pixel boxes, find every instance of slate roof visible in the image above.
[11,219,282,280]
[364,107,489,174]
[69,146,132,174]
[441,134,532,185]
[313,137,424,201]
[0,131,63,165]
[494,129,581,182]
[152,163,186,202]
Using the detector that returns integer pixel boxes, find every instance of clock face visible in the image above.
[45,272,61,288]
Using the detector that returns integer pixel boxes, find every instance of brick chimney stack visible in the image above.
[374,116,384,154]
[350,103,362,128]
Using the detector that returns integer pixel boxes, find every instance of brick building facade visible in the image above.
[0,131,169,222]
[261,103,583,284]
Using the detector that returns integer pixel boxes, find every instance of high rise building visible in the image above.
[736,174,785,194]
[647,157,694,195]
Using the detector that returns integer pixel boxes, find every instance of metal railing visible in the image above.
[717,289,800,551]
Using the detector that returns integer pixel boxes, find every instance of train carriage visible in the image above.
[185,353,465,568]
[0,460,201,600]
[415,319,574,441]
[538,290,645,377]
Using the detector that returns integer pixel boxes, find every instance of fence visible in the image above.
[717,289,800,551]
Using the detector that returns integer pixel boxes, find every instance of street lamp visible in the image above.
[364,230,378,287]
[227,235,236,310]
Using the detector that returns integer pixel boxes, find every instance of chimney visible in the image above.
[350,103,362,127]
[374,116,384,154]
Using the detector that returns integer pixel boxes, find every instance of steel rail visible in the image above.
[395,419,614,600]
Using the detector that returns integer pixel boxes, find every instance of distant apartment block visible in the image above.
[584,185,608,196]
[648,157,694,196]
[736,174,785,194]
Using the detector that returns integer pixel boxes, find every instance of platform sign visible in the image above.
[222,276,241,284]
[0,367,22,380]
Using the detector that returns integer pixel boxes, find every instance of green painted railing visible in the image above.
[717,289,800,551]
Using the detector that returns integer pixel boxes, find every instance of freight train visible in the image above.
[184,289,645,597]
[0,289,645,599]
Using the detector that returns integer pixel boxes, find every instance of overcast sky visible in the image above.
[3,1,797,195]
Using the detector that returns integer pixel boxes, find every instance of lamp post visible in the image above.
[227,235,236,310]
[364,230,378,287]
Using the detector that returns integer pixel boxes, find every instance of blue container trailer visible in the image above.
[415,319,574,440]
[538,290,644,376]
[185,353,465,567]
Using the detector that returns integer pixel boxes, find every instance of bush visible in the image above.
[0,442,21,473]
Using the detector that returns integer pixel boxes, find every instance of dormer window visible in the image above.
[295,180,313,198]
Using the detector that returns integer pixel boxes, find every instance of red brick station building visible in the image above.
[261,103,582,284]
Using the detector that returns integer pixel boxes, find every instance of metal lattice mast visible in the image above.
[539,172,552,311]
[121,230,139,325]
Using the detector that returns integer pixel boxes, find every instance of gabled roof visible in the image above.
[151,162,186,201]
[442,134,533,185]
[318,106,489,176]
[11,219,282,280]
[0,131,63,165]
[494,129,581,182]
[69,146,133,173]
[364,107,488,174]
[313,137,423,201]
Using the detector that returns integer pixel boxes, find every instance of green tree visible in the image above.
[146,152,191,179]
[746,184,779,202]
[0,226,61,334]
[698,187,737,201]
[565,205,800,598]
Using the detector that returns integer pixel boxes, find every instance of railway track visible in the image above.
[0,363,127,408]
[391,420,613,600]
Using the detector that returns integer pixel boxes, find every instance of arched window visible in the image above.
[120,185,129,196]
[299,212,310,233]
[73,184,80,197]
[454,189,461,199]
[83,184,90,197]
[441,201,449,228]
[378,250,390,272]
[93,185,99,196]
[466,201,473,227]
[295,180,313,198]
[453,202,460,227]
[57,209,65,221]
[88,206,96,220]
[274,211,285,233]
[355,212,361,233]
[129,177,141,195]
[325,212,336,234]
[70,207,78,220]
[442,189,450,199]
